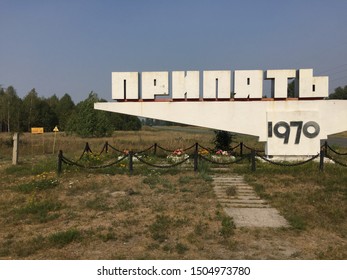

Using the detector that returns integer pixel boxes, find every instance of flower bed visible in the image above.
[211,150,235,163]
[167,149,189,163]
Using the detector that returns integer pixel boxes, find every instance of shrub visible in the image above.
[214,130,233,151]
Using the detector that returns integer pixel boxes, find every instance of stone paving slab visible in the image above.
[224,208,289,228]
[212,174,289,228]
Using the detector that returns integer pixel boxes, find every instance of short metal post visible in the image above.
[85,142,92,154]
[320,149,325,172]
[251,149,256,172]
[154,143,157,156]
[194,142,199,172]
[324,141,328,157]
[105,141,109,153]
[240,142,243,157]
[57,150,63,175]
[129,151,133,175]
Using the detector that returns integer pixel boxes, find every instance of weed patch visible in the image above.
[149,215,172,242]
[16,198,62,223]
[49,229,81,248]
[286,214,307,230]
[226,186,237,196]
[220,216,235,238]
[175,242,189,254]
[117,198,134,211]
[86,196,110,211]
[15,179,59,193]
[178,176,193,185]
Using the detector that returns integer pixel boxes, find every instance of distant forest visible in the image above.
[0,87,141,137]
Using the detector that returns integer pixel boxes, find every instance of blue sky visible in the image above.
[1,0,347,102]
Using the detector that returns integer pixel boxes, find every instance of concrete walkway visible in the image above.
[212,174,289,228]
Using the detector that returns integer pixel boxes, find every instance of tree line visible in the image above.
[1,84,346,136]
[0,86,141,137]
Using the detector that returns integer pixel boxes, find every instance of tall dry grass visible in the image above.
[0,126,219,160]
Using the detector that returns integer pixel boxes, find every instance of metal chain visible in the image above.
[107,143,127,154]
[135,144,155,154]
[62,154,128,169]
[256,153,319,167]
[156,144,175,153]
[197,144,214,153]
[243,144,265,153]
[327,145,347,156]
[133,154,191,168]
[199,154,249,165]
[325,154,347,167]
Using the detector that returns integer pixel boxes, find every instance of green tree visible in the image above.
[46,94,59,113]
[329,85,347,99]
[66,92,114,137]
[55,93,75,130]
[22,88,41,131]
[37,99,59,131]
[22,89,58,132]
[0,86,6,131]
[111,113,142,131]
[0,86,22,132]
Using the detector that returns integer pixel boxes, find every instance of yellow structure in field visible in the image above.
[31,127,44,134]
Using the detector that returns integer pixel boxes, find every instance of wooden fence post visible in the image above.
[12,132,19,165]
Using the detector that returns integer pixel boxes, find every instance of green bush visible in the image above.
[214,130,233,151]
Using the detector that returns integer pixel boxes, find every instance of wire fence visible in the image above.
[57,141,347,175]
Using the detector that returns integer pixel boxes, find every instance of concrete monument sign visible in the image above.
[95,69,347,158]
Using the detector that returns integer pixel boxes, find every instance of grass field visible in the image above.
[0,127,346,259]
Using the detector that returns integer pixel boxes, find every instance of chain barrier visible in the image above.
[230,143,241,150]
[107,143,127,154]
[197,144,214,153]
[327,145,347,156]
[199,154,249,165]
[183,143,196,152]
[62,154,128,169]
[243,143,265,153]
[133,154,191,168]
[256,153,320,167]
[59,141,347,174]
[78,142,93,160]
[78,142,110,160]
[134,144,155,154]
[155,143,196,153]
[156,144,175,153]
[197,143,240,153]
[97,142,108,156]
[325,154,347,167]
